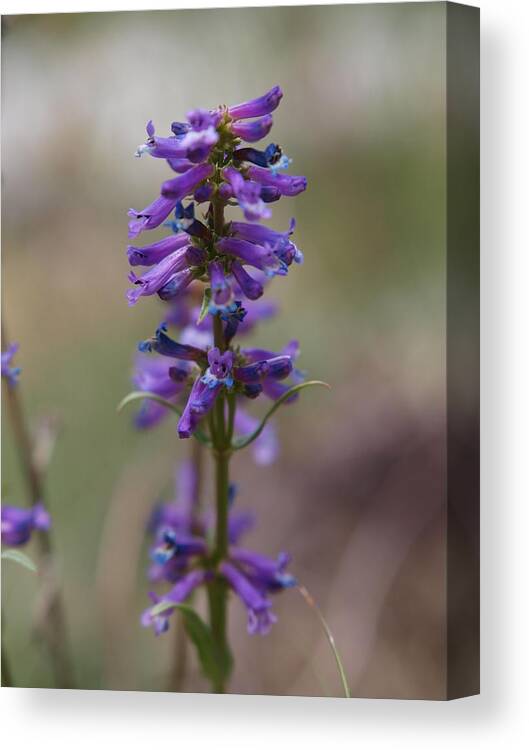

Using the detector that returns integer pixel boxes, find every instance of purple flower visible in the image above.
[230,217,295,247]
[127,233,190,267]
[167,157,194,173]
[231,115,273,143]
[227,85,283,120]
[1,343,21,387]
[127,251,193,306]
[151,529,207,565]
[141,570,209,635]
[194,183,214,203]
[161,163,214,201]
[208,261,232,307]
[229,548,296,591]
[157,269,195,302]
[1,503,51,547]
[178,376,223,439]
[128,195,177,238]
[177,109,219,162]
[231,261,263,300]
[219,561,277,635]
[135,121,190,160]
[234,143,291,174]
[142,471,293,635]
[138,327,207,366]
[201,347,234,389]
[216,237,275,273]
[234,355,293,384]
[132,353,189,429]
[246,165,307,197]
[223,167,271,222]
[243,340,304,402]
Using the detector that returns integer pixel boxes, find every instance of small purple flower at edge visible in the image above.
[1,343,21,387]
[1,503,51,547]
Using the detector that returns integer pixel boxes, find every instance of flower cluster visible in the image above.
[131,292,281,464]
[1,502,51,547]
[1,343,21,387]
[126,84,305,340]
[128,87,307,645]
[141,463,295,636]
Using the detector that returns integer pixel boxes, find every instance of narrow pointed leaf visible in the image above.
[197,287,212,325]
[232,380,330,451]
[1,549,37,573]
[117,391,210,445]
[149,602,232,686]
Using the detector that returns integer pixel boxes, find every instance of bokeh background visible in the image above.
[1,3,460,697]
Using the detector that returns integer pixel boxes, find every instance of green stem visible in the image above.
[168,440,204,693]
[1,638,13,687]
[1,323,74,689]
[206,191,232,694]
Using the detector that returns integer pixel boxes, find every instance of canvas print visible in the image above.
[1,2,479,699]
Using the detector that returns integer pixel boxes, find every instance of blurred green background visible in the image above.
[2,3,452,697]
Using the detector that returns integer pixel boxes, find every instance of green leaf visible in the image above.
[117,391,210,445]
[197,288,212,325]
[1,549,37,573]
[149,601,232,686]
[232,380,331,451]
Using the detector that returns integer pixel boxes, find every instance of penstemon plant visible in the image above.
[120,86,347,695]
[1,336,73,688]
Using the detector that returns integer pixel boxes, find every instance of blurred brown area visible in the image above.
[1,4,476,697]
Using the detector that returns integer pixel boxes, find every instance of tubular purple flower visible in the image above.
[185,245,208,265]
[128,195,177,238]
[127,232,190,267]
[217,237,270,270]
[230,218,295,246]
[151,529,207,564]
[1,502,51,546]
[178,376,223,439]
[234,355,292,384]
[217,237,287,277]
[166,569,210,603]
[139,328,207,366]
[219,561,277,635]
[132,353,188,429]
[157,268,195,301]
[218,182,233,201]
[167,157,194,173]
[228,85,283,120]
[187,108,216,131]
[229,548,295,590]
[208,261,232,306]
[231,261,263,300]
[161,163,214,201]
[246,165,308,197]
[127,249,192,306]
[140,592,173,636]
[203,347,234,388]
[231,115,273,142]
[194,183,214,203]
[223,167,272,222]
[141,570,209,635]
[1,343,21,387]
[260,186,282,203]
[136,122,190,160]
